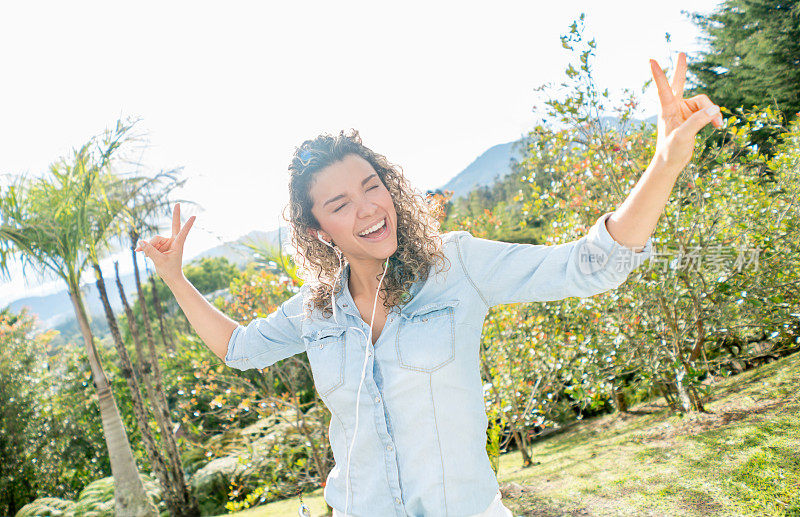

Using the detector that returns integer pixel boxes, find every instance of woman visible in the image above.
[136,54,723,517]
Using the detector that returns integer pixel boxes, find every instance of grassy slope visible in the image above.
[222,351,800,517]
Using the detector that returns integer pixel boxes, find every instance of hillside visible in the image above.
[228,351,800,516]
[437,139,527,200]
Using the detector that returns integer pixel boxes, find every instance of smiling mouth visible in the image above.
[357,217,389,240]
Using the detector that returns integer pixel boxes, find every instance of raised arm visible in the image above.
[605,52,723,249]
[451,210,653,308]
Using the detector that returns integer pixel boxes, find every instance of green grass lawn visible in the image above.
[221,351,800,516]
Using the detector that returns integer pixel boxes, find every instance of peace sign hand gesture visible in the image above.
[134,203,196,284]
[650,52,723,172]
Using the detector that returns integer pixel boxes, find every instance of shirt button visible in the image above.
[374,396,381,403]
[386,444,393,451]
[394,497,401,504]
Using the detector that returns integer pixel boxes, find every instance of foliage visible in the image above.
[15,474,168,517]
[118,256,242,346]
[0,307,110,514]
[685,0,800,125]
[219,264,297,323]
[134,262,331,512]
[207,266,333,511]
[0,308,57,515]
[182,257,242,297]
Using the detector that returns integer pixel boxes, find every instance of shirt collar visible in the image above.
[333,260,423,315]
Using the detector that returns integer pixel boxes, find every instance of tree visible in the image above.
[0,119,158,516]
[685,0,800,123]
[0,307,59,514]
[83,167,201,516]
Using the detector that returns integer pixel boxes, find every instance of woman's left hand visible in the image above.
[650,52,724,172]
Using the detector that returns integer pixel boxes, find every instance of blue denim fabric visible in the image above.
[224,211,653,516]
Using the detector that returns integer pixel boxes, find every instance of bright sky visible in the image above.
[0,0,721,305]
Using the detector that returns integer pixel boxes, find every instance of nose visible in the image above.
[355,196,379,219]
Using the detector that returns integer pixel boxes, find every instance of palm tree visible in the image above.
[0,118,158,516]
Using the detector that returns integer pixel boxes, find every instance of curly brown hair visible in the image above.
[284,129,450,318]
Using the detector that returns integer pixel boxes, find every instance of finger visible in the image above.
[161,236,175,251]
[137,239,162,260]
[134,237,154,252]
[151,236,170,251]
[683,94,723,127]
[174,215,196,247]
[683,94,714,112]
[679,103,721,137]
[650,58,675,109]
[671,52,686,98]
[172,203,181,237]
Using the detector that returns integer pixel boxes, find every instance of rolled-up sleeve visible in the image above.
[224,289,307,371]
[451,211,654,307]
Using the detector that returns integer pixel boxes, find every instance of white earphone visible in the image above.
[316,231,333,247]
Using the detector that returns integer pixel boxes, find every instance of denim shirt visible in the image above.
[224,211,653,516]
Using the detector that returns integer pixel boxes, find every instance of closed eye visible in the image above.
[333,185,380,212]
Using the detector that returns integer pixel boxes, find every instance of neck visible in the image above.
[347,256,388,299]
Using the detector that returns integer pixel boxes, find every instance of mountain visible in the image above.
[190,226,292,266]
[437,115,657,200]
[437,140,528,200]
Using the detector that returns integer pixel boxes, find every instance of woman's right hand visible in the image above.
[134,203,196,284]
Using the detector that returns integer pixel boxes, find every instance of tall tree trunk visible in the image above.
[116,262,200,517]
[67,287,157,517]
[93,262,177,516]
[149,276,175,353]
[129,238,200,516]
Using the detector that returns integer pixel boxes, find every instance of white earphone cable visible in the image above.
[316,232,391,516]
[343,257,389,517]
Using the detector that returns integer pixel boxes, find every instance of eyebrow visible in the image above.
[323,173,379,208]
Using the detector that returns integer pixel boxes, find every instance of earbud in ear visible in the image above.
[316,232,332,247]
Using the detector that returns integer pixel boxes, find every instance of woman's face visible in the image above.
[308,153,398,263]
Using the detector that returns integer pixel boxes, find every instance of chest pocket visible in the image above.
[303,325,347,397]
[396,299,460,372]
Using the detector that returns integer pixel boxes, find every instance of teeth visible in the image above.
[358,218,386,237]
